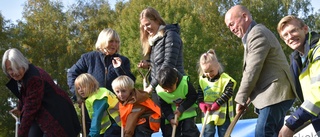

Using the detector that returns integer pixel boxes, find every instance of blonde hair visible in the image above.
[139,7,166,56]
[95,28,121,53]
[111,75,134,91]
[74,73,99,101]
[197,49,223,76]
[277,15,306,38]
[2,48,29,77]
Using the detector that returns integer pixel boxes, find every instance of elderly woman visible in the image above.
[67,28,135,136]
[2,48,80,137]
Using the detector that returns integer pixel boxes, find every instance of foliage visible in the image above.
[0,0,319,134]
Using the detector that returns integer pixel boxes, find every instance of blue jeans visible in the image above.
[255,99,294,137]
[204,115,230,137]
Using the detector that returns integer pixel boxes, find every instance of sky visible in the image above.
[0,0,319,22]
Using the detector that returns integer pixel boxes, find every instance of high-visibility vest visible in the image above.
[299,33,320,116]
[199,73,236,125]
[86,88,120,134]
[119,97,161,132]
[156,76,198,124]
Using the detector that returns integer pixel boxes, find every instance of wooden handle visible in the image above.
[171,114,178,137]
[199,111,210,137]
[81,102,87,137]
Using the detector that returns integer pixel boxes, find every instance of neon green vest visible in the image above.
[299,35,320,116]
[199,73,236,125]
[156,76,198,124]
[86,88,120,134]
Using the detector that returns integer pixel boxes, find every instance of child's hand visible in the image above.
[170,118,178,126]
[199,102,211,113]
[174,109,181,118]
[210,102,220,111]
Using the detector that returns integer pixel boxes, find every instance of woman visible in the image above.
[2,48,80,137]
[67,28,135,135]
[138,7,185,97]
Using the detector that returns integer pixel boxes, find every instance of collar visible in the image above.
[242,21,257,46]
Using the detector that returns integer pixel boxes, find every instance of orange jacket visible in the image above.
[119,89,161,137]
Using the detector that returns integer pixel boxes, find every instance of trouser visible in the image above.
[163,117,200,137]
[255,99,294,137]
[204,114,231,137]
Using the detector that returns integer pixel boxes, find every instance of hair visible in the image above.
[157,67,178,89]
[95,28,121,53]
[139,7,166,56]
[74,73,99,101]
[277,15,306,36]
[197,49,223,76]
[111,75,135,91]
[2,48,29,77]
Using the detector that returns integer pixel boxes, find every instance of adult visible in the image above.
[67,28,135,135]
[224,5,295,136]
[2,48,80,137]
[138,7,185,136]
[138,7,185,97]
[277,15,320,137]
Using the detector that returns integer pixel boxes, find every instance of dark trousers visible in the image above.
[163,117,200,137]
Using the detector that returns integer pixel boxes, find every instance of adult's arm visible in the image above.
[114,56,136,82]
[235,28,270,105]
[67,55,88,95]
[19,77,44,136]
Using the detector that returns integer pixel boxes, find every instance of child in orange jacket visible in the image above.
[111,75,161,137]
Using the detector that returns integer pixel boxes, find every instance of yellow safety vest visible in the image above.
[156,76,198,124]
[199,73,236,125]
[86,88,121,134]
[299,35,320,116]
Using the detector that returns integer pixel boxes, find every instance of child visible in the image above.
[111,75,161,137]
[156,67,200,137]
[197,49,236,137]
[74,73,121,137]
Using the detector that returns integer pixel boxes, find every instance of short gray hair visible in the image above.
[2,48,29,77]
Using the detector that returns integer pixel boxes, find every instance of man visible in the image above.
[277,15,320,137]
[224,5,296,136]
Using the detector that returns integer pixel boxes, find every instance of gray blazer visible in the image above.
[235,22,295,109]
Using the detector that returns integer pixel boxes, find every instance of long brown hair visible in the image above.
[139,7,166,56]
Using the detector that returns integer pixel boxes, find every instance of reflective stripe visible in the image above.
[301,100,320,116]
[310,74,320,84]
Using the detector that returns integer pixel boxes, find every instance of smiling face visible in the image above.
[279,20,308,51]
[225,5,251,38]
[140,17,160,37]
[5,60,25,81]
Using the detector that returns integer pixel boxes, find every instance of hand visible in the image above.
[137,60,150,69]
[170,117,179,127]
[112,57,122,68]
[145,85,153,94]
[278,125,294,137]
[9,107,21,117]
[199,102,211,113]
[173,109,181,118]
[210,102,220,111]
[236,103,247,114]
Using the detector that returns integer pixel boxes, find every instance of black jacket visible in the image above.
[149,24,185,88]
